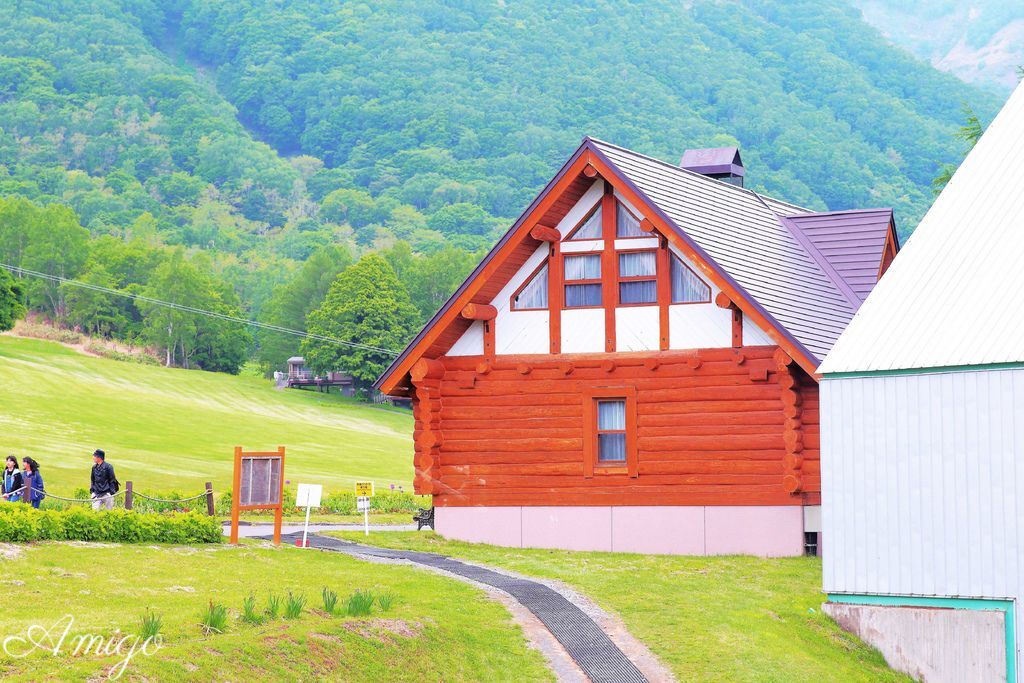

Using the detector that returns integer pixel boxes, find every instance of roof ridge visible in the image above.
[585,137,811,213]
[790,208,893,218]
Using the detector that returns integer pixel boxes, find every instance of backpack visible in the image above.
[112,475,120,493]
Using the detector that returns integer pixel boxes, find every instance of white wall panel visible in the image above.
[743,315,775,346]
[669,304,731,349]
[822,368,1024,664]
[616,306,659,351]
[447,320,483,356]
[562,309,604,353]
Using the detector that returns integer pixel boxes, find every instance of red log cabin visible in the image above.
[376,139,899,556]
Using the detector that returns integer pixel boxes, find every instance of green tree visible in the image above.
[63,263,127,337]
[21,204,90,319]
[256,244,352,373]
[0,268,25,332]
[302,254,418,390]
[932,105,986,193]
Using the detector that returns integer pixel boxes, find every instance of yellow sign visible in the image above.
[354,481,374,497]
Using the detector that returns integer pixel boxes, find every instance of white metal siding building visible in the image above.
[819,82,1024,682]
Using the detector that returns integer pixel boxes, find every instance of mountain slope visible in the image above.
[852,0,1023,91]
[174,0,1001,235]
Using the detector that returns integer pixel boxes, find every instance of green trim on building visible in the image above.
[823,361,1024,379]
[828,593,1017,682]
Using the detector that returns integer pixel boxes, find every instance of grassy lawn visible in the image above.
[0,335,412,494]
[0,541,550,681]
[330,532,909,682]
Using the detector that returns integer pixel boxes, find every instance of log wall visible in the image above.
[411,346,820,507]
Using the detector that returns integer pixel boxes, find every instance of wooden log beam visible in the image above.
[715,292,733,309]
[529,225,561,243]
[411,358,445,382]
[583,163,599,178]
[640,218,657,234]
[461,303,497,321]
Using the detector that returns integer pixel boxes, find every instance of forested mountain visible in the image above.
[853,1,1023,91]
[0,0,1005,376]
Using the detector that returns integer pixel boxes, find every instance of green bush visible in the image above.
[0,506,221,543]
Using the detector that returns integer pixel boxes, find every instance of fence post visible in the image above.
[124,481,133,510]
[205,482,215,517]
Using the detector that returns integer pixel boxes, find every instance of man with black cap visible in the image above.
[90,449,118,510]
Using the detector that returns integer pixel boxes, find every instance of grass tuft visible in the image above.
[241,594,263,625]
[321,586,339,615]
[284,592,305,619]
[200,600,229,635]
[139,609,162,640]
[346,589,375,616]
[377,591,396,612]
[265,594,281,620]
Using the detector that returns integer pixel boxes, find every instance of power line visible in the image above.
[0,263,399,356]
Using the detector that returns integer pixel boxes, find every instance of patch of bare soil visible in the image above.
[0,543,24,560]
[341,618,424,643]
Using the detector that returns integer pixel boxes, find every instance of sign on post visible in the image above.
[230,446,286,545]
[296,483,322,549]
[355,481,374,536]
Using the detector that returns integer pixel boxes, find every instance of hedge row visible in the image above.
[216,490,429,516]
[0,506,222,543]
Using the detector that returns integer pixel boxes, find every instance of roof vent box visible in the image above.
[680,147,745,187]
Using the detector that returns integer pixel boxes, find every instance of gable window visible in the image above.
[564,253,602,307]
[618,251,657,305]
[583,387,638,477]
[670,254,711,303]
[616,202,646,238]
[511,262,548,310]
[567,204,603,240]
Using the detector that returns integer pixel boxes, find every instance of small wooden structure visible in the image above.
[229,446,285,545]
[280,357,355,395]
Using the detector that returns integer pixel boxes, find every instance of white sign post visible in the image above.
[295,483,323,548]
[354,481,374,536]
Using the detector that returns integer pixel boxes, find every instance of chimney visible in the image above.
[680,147,745,187]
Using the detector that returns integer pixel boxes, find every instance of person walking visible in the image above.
[20,457,43,509]
[1,456,22,503]
[90,449,117,511]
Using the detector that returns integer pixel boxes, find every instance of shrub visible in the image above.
[265,594,281,620]
[377,592,396,612]
[346,590,375,616]
[241,594,262,625]
[284,592,305,619]
[140,610,162,640]
[0,506,221,544]
[200,601,229,634]
[215,490,428,517]
[321,587,339,615]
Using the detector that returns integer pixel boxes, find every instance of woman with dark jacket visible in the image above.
[1,456,22,503]
[20,457,43,509]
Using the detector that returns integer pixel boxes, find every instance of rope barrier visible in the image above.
[2,487,211,505]
[132,491,210,504]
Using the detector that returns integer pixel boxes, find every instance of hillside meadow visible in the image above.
[0,335,413,495]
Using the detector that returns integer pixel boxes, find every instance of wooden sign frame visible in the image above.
[229,446,286,545]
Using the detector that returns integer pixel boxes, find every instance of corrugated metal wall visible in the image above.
[822,368,1024,665]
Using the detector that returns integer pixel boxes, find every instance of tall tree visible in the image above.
[0,268,25,332]
[932,105,986,193]
[256,244,352,373]
[302,254,418,390]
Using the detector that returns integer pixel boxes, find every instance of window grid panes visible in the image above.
[670,255,711,303]
[616,203,645,238]
[618,250,657,305]
[596,399,627,463]
[568,205,603,240]
[564,253,602,308]
[512,263,548,310]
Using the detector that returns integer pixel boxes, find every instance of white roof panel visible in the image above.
[819,82,1024,374]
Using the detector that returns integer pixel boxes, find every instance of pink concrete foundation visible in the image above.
[435,505,806,556]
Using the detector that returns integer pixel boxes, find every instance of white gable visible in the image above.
[820,82,1024,374]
